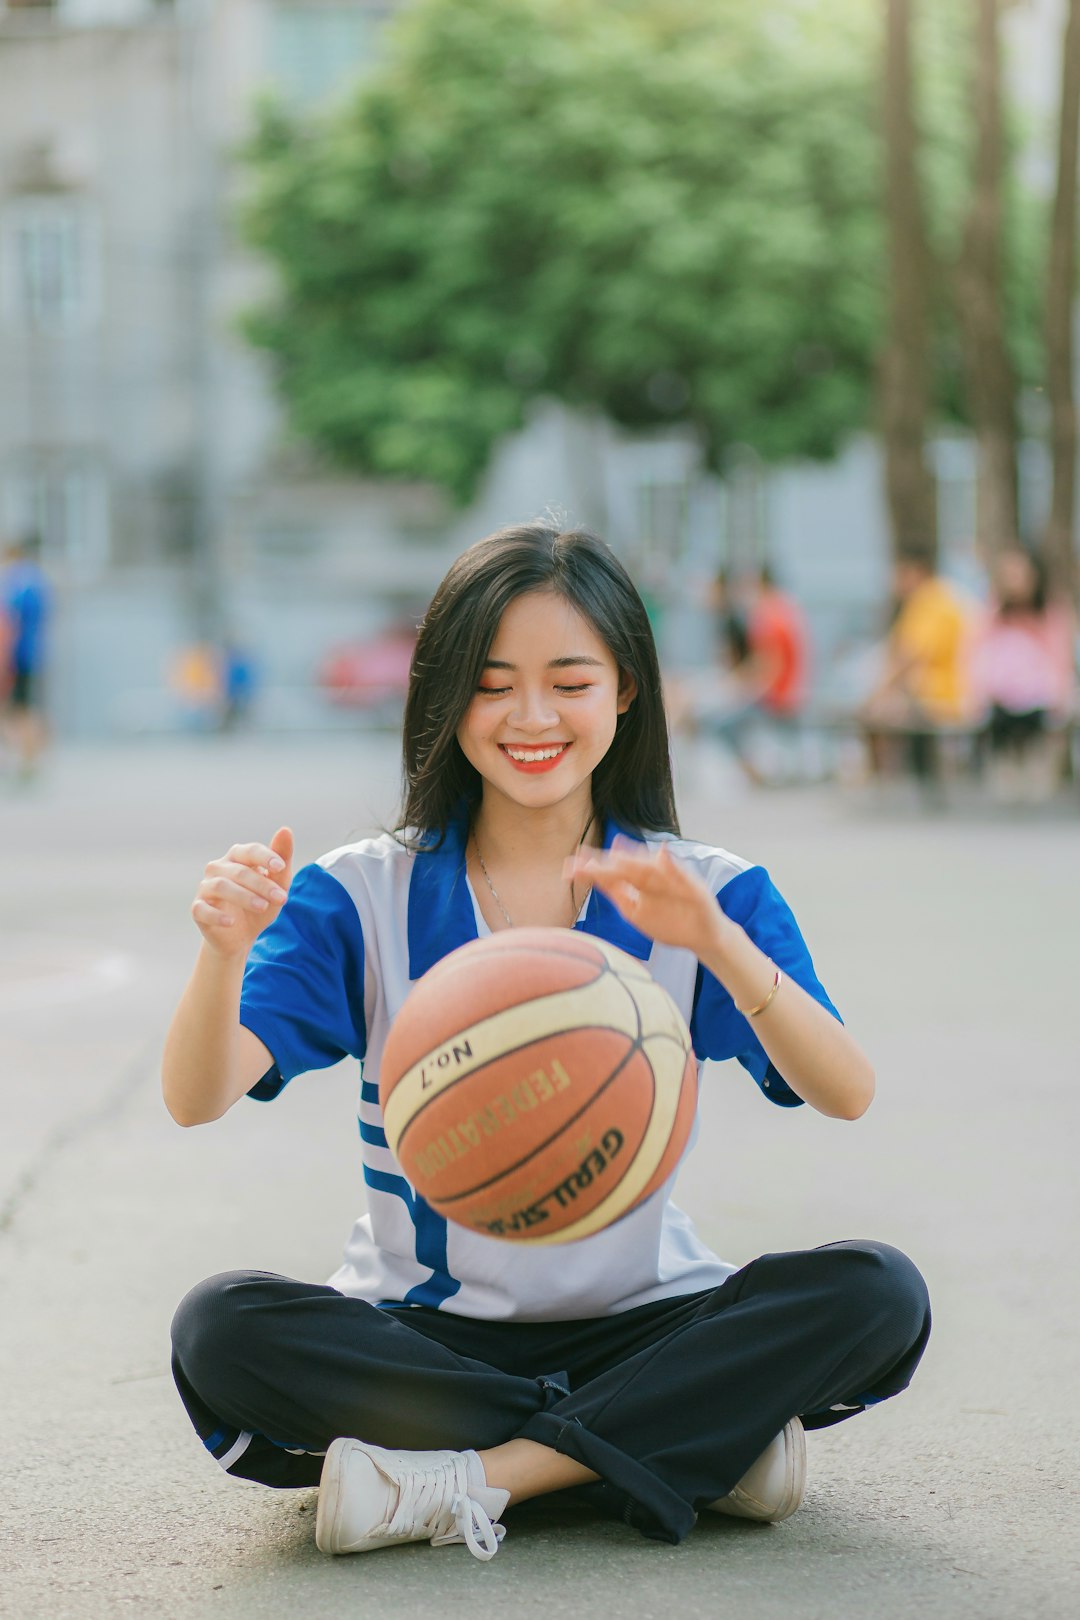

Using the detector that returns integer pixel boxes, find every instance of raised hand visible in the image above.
[565,840,730,957]
[191,827,294,959]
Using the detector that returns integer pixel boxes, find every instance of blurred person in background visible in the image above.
[668,566,810,787]
[1,533,51,781]
[860,554,973,798]
[169,643,223,732]
[711,567,752,672]
[971,548,1076,805]
[169,640,258,733]
[740,566,810,736]
[220,639,259,733]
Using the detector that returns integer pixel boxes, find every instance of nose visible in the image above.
[508,686,560,734]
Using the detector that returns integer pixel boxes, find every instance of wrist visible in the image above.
[698,912,777,1008]
[698,906,742,966]
[196,938,250,976]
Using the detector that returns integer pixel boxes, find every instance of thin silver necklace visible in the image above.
[472,816,594,929]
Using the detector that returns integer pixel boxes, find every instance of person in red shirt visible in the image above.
[741,567,810,720]
[667,567,811,785]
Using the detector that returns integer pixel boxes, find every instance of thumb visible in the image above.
[270,826,295,879]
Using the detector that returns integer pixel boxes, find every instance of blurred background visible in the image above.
[0,0,1078,802]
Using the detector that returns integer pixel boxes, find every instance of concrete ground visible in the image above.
[1,735,1077,1620]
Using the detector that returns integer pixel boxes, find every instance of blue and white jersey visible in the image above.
[239,816,840,1322]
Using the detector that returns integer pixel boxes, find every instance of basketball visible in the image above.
[379,928,698,1244]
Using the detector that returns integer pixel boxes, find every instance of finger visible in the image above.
[577,851,663,885]
[566,857,647,896]
[212,860,289,905]
[601,879,645,918]
[582,866,642,907]
[201,875,273,913]
[270,826,294,875]
[192,899,235,928]
[226,841,284,871]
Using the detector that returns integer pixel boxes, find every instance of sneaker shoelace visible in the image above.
[384,1454,505,1562]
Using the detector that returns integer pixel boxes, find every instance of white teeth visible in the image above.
[504,745,566,762]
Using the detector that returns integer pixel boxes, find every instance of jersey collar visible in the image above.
[407,813,653,980]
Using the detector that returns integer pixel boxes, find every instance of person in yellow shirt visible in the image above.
[861,555,974,793]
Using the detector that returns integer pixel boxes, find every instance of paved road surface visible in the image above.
[1,737,1077,1619]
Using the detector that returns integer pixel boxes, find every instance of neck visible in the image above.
[472,787,601,867]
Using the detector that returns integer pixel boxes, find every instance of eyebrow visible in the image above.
[482,656,605,670]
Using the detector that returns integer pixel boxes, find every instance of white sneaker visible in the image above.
[706,1418,806,1523]
[315,1438,510,1560]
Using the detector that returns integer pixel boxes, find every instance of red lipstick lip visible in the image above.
[498,743,571,774]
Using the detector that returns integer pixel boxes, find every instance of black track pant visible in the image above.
[171,1239,930,1544]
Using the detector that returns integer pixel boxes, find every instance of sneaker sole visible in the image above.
[315,1436,351,1554]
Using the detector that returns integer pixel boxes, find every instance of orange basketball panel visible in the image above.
[418,929,614,1002]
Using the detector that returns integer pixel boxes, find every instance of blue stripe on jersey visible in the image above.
[407,819,477,980]
[358,1117,389,1149]
[362,1166,461,1308]
[361,1081,380,1106]
[241,863,367,1098]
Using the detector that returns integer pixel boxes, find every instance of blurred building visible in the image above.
[0,0,429,735]
[0,0,1069,735]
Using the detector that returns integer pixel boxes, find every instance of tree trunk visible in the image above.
[956,0,1019,569]
[880,0,938,563]
[1044,0,1080,600]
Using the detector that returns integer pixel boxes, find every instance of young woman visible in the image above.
[973,547,1075,804]
[164,524,930,1561]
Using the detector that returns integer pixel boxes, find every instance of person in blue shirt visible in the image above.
[1,533,51,779]
[164,522,930,1562]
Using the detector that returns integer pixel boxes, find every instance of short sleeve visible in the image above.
[690,864,842,1107]
[240,862,367,1101]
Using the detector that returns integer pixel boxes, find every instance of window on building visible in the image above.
[0,195,100,333]
[2,455,110,580]
[265,1,394,108]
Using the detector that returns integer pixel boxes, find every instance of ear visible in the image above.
[616,670,638,714]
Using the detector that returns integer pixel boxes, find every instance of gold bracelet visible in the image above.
[737,966,783,1018]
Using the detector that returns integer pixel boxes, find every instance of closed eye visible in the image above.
[476,683,592,696]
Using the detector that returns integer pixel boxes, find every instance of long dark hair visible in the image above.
[398,522,678,844]
[995,547,1048,618]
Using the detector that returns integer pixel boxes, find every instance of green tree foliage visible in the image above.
[240,0,991,504]
[241,0,886,502]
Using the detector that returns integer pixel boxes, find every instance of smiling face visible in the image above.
[456,589,636,818]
